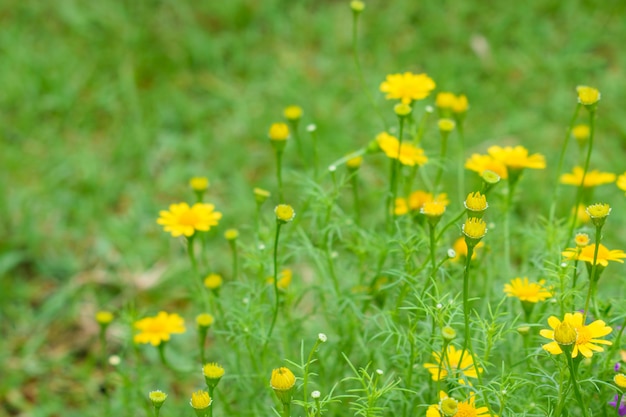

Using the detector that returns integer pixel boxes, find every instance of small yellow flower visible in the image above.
[267,269,293,290]
[96,311,114,325]
[423,345,482,381]
[224,228,239,240]
[275,204,296,222]
[614,373,626,389]
[204,273,223,290]
[572,124,590,141]
[562,243,626,266]
[540,312,612,358]
[346,153,363,170]
[203,362,225,387]
[376,132,428,166]
[553,321,577,346]
[379,72,436,104]
[426,391,491,417]
[487,145,546,171]
[574,233,590,247]
[421,201,446,217]
[189,177,209,192]
[437,118,455,132]
[586,203,611,219]
[157,203,222,238]
[451,94,469,113]
[270,367,296,391]
[576,85,601,106]
[196,313,214,328]
[254,187,271,204]
[134,312,186,346]
[465,153,508,179]
[503,277,552,303]
[435,92,456,109]
[462,217,487,240]
[395,191,448,216]
[268,123,290,140]
[394,103,412,117]
[560,166,615,187]
[283,105,303,121]
[450,237,484,262]
[149,390,168,405]
[464,191,488,213]
[350,0,365,12]
[190,390,212,410]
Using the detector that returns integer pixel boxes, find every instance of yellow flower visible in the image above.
[204,273,223,290]
[437,118,455,132]
[586,202,610,219]
[283,105,303,121]
[421,201,446,217]
[379,72,436,104]
[426,391,492,417]
[394,103,412,116]
[267,268,293,290]
[96,311,114,325]
[190,390,212,410]
[270,367,296,391]
[435,92,456,109]
[149,390,168,405]
[553,321,577,346]
[394,191,448,215]
[465,154,508,179]
[451,237,484,262]
[572,124,590,141]
[540,312,612,358]
[157,203,222,238]
[574,233,590,247]
[134,311,186,346]
[462,217,487,240]
[614,373,626,389]
[617,172,626,194]
[394,197,409,216]
[451,94,469,113]
[196,313,214,328]
[560,166,615,187]
[464,191,488,213]
[346,153,363,169]
[487,145,546,171]
[350,0,365,12]
[503,277,552,303]
[268,123,290,140]
[423,345,482,381]
[189,177,209,192]
[577,85,601,106]
[203,362,225,380]
[562,243,626,266]
[275,204,296,222]
[224,228,239,240]
[376,132,428,166]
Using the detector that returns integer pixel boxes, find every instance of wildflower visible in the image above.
[608,395,626,417]
[224,228,239,240]
[462,217,487,240]
[189,177,210,192]
[426,391,492,417]
[394,103,412,117]
[350,0,365,12]
[465,154,508,179]
[346,153,363,170]
[275,204,295,222]
[266,268,292,290]
[441,326,456,342]
[586,203,611,227]
[553,321,577,346]
[438,118,455,133]
[435,92,456,110]
[376,132,428,166]
[560,166,615,187]
[395,190,448,216]
[451,94,469,113]
[577,85,601,106]
[268,123,289,140]
[503,277,552,303]
[615,373,626,389]
[149,390,167,412]
[540,312,612,358]
[575,233,590,247]
[203,363,225,388]
[204,273,223,290]
[421,201,446,221]
[450,237,484,262]
[190,390,212,415]
[157,203,222,238]
[423,345,482,381]
[464,191,488,216]
[134,312,186,346]
[253,187,271,205]
[562,243,626,267]
[572,124,590,142]
[379,72,436,104]
[283,105,302,121]
[270,367,296,404]
[96,311,114,325]
[196,313,214,328]
[487,145,546,171]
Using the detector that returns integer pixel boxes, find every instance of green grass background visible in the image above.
[2,0,626,415]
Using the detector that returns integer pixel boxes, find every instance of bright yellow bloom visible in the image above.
[379,72,436,104]
[465,154,508,179]
[577,85,601,106]
[572,124,590,141]
[189,177,209,192]
[149,390,168,404]
[394,191,448,215]
[464,191,488,212]
[275,204,296,222]
[586,203,611,219]
[451,94,469,113]
[270,367,296,391]
[553,321,577,346]
[423,345,482,381]
[376,132,428,167]
[487,145,546,170]
[96,311,114,325]
[268,122,289,140]
[503,277,552,303]
[196,313,214,328]
[134,312,186,346]
[203,362,225,380]
[462,217,487,240]
[204,273,223,290]
[451,237,484,262]
[190,390,211,410]
[435,92,456,109]
[540,312,612,358]
[283,105,303,121]
[615,373,626,389]
[346,153,363,169]
[426,391,492,417]
[560,166,615,187]
[437,118,455,132]
[421,201,446,217]
[267,268,293,290]
[574,233,590,247]
[157,203,222,237]
[562,243,626,266]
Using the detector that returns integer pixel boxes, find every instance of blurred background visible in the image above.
[1,0,625,415]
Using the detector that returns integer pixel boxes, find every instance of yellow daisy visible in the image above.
[134,311,186,346]
[503,277,552,303]
[540,312,612,358]
[376,132,428,167]
[560,166,615,187]
[465,153,508,180]
[426,391,493,417]
[451,237,484,262]
[379,72,436,104]
[157,202,222,237]
[423,345,482,381]
[487,145,546,171]
[562,243,626,267]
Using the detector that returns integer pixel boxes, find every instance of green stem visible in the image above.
[265,222,283,349]
[583,225,602,320]
[435,209,466,242]
[566,354,589,417]
[457,123,466,204]
[302,340,322,406]
[282,402,291,417]
[504,177,518,272]
[276,150,284,202]
[351,173,361,227]
[433,134,448,193]
[387,117,406,234]
[230,241,238,280]
[428,222,437,272]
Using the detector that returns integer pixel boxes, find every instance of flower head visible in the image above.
[395,190,448,215]
[572,124,590,142]
[487,145,546,171]
[157,203,222,238]
[614,373,626,390]
[267,268,293,290]
[465,154,508,179]
[577,85,601,106]
[575,233,590,247]
[426,391,492,417]
[196,313,214,328]
[268,123,289,140]
[346,153,363,170]
[464,191,488,214]
[204,273,223,290]
[540,312,612,358]
[562,243,626,267]
[462,217,487,240]
[376,132,428,166]
[149,390,168,408]
[275,204,296,222]
[96,311,114,325]
[438,119,455,133]
[394,103,412,117]
[203,362,225,388]
[586,203,611,219]
[421,201,446,217]
[224,228,239,241]
[283,105,303,121]
[503,277,552,303]
[350,0,365,12]
[560,166,615,187]
[553,321,577,346]
[189,177,209,192]
[134,312,186,346]
[190,390,212,410]
[423,345,482,381]
[436,92,456,110]
[451,94,469,113]
[379,72,436,104]
[253,187,271,204]
[270,367,296,390]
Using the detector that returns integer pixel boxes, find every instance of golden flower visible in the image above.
[436,92,455,109]
[423,345,482,381]
[572,124,590,141]
[487,145,546,171]
[189,177,209,192]
[190,390,211,410]
[204,273,223,290]
[465,154,508,179]
[464,191,488,212]
[96,311,114,325]
[270,367,296,391]
[560,166,615,187]
[394,198,409,216]
[350,0,365,12]
[426,391,491,417]
[134,311,186,346]
[451,94,469,113]
[379,72,436,104]
[267,268,293,290]
[376,132,428,166]
[437,118,455,132]
[157,203,222,238]
[614,373,626,389]
[554,321,577,346]
[421,201,446,217]
[283,105,303,121]
[268,123,289,140]
[503,277,552,303]
[574,233,590,247]
[450,237,484,262]
[346,153,363,169]
[462,217,487,240]
[275,204,296,222]
[149,390,168,404]
[196,313,214,328]
[394,191,448,215]
[586,203,611,219]
[562,243,626,266]
[203,362,225,380]
[540,312,612,358]
[577,85,601,106]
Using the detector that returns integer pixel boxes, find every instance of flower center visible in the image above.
[576,326,592,345]
[455,403,477,417]
[178,210,199,226]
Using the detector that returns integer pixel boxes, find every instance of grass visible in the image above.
[2,1,626,416]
